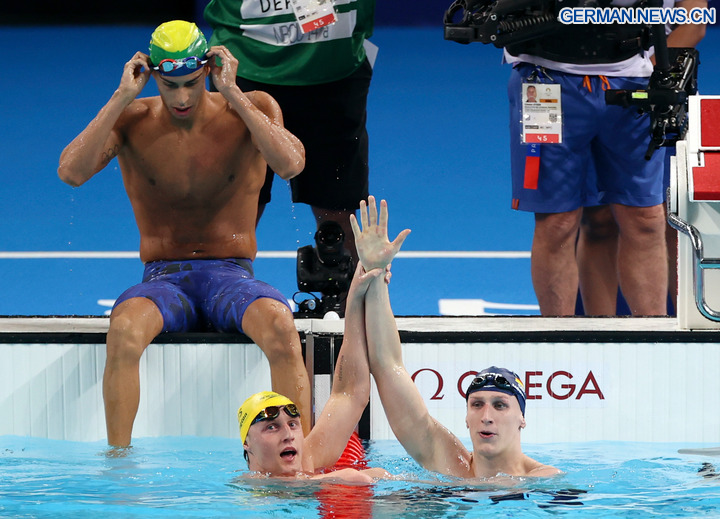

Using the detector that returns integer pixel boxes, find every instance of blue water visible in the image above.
[2,436,720,517]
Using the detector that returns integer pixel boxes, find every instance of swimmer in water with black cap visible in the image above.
[353,196,560,479]
[58,20,309,448]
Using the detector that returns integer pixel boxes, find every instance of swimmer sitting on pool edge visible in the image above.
[58,20,310,448]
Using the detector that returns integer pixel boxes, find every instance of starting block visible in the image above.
[669,95,720,329]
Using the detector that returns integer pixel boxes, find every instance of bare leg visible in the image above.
[241,298,312,436]
[577,205,619,316]
[612,203,668,316]
[531,209,583,316]
[104,297,164,447]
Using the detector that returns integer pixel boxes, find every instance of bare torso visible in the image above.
[115,91,267,262]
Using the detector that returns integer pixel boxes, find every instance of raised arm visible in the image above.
[208,45,305,180]
[305,263,380,469]
[305,196,410,470]
[58,52,151,187]
[357,197,473,476]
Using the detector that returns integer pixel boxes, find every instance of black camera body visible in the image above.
[296,245,353,296]
[296,221,354,315]
[605,47,699,158]
[443,0,563,47]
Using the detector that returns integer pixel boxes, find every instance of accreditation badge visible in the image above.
[522,83,562,144]
[288,0,338,33]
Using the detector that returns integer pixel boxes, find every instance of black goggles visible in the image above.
[467,373,517,396]
[250,404,300,426]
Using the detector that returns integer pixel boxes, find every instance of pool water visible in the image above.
[2,436,719,518]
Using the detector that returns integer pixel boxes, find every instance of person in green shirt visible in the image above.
[204,0,377,309]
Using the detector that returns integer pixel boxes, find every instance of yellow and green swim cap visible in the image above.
[238,391,296,444]
[148,20,209,76]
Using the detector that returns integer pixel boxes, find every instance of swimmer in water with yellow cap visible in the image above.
[237,198,410,482]
[58,21,309,448]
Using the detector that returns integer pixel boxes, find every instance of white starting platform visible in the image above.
[1,316,719,445]
[670,95,720,329]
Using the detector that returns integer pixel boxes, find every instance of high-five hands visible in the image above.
[350,196,411,272]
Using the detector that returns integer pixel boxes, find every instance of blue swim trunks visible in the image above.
[113,258,290,333]
[509,63,666,213]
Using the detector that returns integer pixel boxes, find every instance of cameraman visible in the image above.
[506,0,675,316]
[577,0,707,316]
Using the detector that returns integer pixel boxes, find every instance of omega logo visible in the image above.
[410,369,605,401]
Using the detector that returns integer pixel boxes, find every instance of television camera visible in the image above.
[443,0,565,47]
[443,0,699,157]
[296,221,354,316]
[604,46,699,159]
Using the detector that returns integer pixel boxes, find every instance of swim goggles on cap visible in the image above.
[467,373,519,394]
[152,56,208,73]
[250,404,300,426]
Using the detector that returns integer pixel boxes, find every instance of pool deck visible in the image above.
[0,314,704,335]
